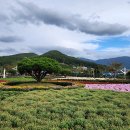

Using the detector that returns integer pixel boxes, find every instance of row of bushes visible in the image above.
[0,86,80,92]
[5,81,73,86]
[45,81,72,86]
[5,81,35,86]
[58,79,130,84]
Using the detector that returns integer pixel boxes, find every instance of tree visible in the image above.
[8,69,17,76]
[18,57,61,82]
[61,68,72,77]
[108,62,122,78]
[126,71,130,79]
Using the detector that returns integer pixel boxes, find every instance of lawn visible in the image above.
[0,77,35,82]
[0,87,130,130]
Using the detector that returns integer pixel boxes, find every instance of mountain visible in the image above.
[0,50,98,68]
[1,50,129,69]
[0,53,38,67]
[80,56,130,69]
[79,58,94,62]
[41,50,98,68]
[95,56,130,69]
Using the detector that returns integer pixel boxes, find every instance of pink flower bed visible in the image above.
[85,84,130,92]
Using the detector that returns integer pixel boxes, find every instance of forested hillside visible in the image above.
[0,50,99,68]
[0,53,37,67]
[42,50,98,68]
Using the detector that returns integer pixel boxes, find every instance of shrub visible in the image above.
[47,82,72,86]
[5,81,35,86]
[6,81,72,86]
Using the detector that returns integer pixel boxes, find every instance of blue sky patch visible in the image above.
[98,36,130,49]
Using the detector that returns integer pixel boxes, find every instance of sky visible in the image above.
[0,0,130,60]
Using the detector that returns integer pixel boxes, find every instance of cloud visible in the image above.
[0,0,130,59]
[0,36,23,43]
[83,47,130,60]
[26,45,130,60]
[0,14,9,22]
[11,2,129,36]
[30,46,83,56]
[0,48,18,56]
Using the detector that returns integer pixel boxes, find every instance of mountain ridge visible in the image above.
[0,50,98,68]
[0,50,129,69]
[0,53,38,66]
[41,50,98,68]
[80,56,130,69]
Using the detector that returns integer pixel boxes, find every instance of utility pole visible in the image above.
[3,68,6,78]
[124,67,127,79]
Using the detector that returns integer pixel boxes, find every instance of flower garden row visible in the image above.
[0,80,6,83]
[57,78,130,84]
[1,79,130,92]
[85,84,130,92]
[57,79,130,92]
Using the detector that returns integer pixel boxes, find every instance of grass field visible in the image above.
[0,87,130,130]
[0,77,35,82]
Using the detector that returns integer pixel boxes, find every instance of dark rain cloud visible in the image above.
[0,36,23,43]
[11,2,129,36]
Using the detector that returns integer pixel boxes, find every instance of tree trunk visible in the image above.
[28,70,47,82]
[36,78,42,82]
[36,72,47,82]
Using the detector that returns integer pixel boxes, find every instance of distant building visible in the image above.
[82,67,88,71]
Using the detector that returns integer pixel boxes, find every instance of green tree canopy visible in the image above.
[126,71,130,79]
[61,68,72,77]
[108,62,122,72]
[108,62,122,78]
[18,57,61,82]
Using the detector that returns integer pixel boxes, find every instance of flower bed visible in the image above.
[0,80,7,88]
[81,81,130,84]
[85,84,130,92]
[0,80,7,83]
[81,81,111,84]
[57,78,130,84]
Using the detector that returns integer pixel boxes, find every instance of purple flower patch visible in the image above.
[85,84,130,92]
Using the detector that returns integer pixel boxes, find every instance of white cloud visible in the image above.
[0,0,130,59]
[83,47,130,60]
